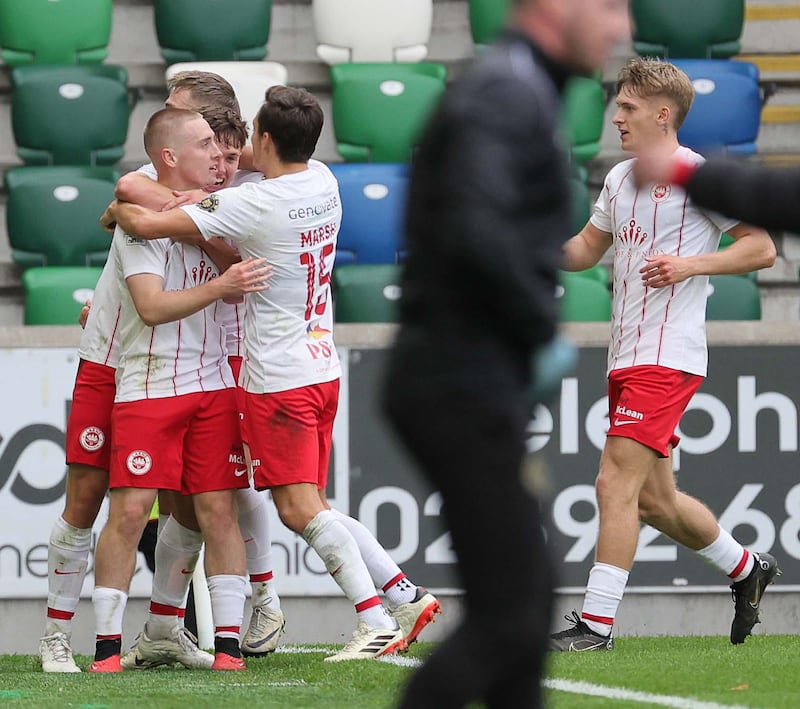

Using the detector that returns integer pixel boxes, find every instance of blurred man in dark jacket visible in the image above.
[382,1,630,706]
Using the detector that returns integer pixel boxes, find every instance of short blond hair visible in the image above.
[616,57,695,129]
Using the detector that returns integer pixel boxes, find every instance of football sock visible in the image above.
[303,510,396,630]
[696,525,754,582]
[147,516,203,639]
[93,586,128,643]
[208,574,247,643]
[329,508,418,607]
[236,486,280,609]
[45,516,92,636]
[581,562,629,637]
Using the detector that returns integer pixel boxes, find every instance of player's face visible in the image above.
[207,141,242,192]
[561,0,630,74]
[612,87,668,154]
[175,118,223,188]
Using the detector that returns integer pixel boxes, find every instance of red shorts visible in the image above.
[65,359,116,470]
[607,365,703,457]
[243,379,339,490]
[109,388,248,494]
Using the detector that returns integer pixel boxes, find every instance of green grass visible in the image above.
[2,637,800,708]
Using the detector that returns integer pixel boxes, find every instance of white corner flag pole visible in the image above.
[192,544,214,650]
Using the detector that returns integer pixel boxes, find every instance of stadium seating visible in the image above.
[676,65,761,156]
[573,264,609,287]
[0,0,112,66]
[468,0,510,47]
[11,65,131,166]
[165,61,288,124]
[705,274,761,320]
[330,63,447,163]
[557,271,612,322]
[563,75,607,164]
[23,266,104,325]
[333,264,402,322]
[631,0,745,59]
[313,0,433,64]
[5,166,118,268]
[569,176,592,234]
[154,0,271,63]
[330,163,409,265]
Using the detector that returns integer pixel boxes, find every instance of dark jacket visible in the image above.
[389,30,573,394]
[688,160,800,234]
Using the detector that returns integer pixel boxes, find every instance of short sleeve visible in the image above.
[182,184,261,245]
[118,230,169,280]
[590,180,613,233]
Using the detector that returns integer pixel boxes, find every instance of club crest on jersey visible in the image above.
[617,219,648,247]
[651,183,671,203]
[79,426,105,451]
[198,194,219,212]
[126,449,152,475]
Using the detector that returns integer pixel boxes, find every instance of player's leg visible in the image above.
[91,486,158,672]
[639,453,780,643]
[248,382,403,661]
[184,388,249,670]
[122,492,212,671]
[41,359,115,672]
[322,498,441,646]
[237,485,285,657]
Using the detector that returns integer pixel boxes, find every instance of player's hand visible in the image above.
[218,257,273,299]
[641,255,693,288]
[100,202,118,232]
[78,299,92,329]
[162,189,207,212]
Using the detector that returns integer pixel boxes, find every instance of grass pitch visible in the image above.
[2,636,799,708]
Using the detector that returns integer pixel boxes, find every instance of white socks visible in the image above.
[696,525,754,582]
[581,563,629,637]
[303,510,395,630]
[237,486,280,609]
[207,574,247,640]
[147,516,203,639]
[46,516,92,636]
[93,586,128,638]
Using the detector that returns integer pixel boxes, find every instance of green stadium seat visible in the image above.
[330,63,447,163]
[468,0,510,47]
[155,0,272,63]
[5,166,118,268]
[558,271,612,322]
[23,266,104,325]
[705,274,761,320]
[0,0,112,66]
[333,264,402,323]
[572,264,609,287]
[563,75,606,164]
[11,65,130,166]
[631,0,745,59]
[569,176,592,234]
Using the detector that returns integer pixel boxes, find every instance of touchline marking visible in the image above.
[544,679,752,709]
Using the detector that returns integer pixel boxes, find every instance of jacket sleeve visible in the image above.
[431,74,565,349]
[688,160,800,234]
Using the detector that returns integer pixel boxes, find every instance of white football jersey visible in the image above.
[591,146,739,377]
[78,250,121,368]
[182,159,342,394]
[113,227,234,402]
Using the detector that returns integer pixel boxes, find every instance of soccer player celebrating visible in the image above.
[550,58,779,651]
[109,85,441,662]
[89,108,271,673]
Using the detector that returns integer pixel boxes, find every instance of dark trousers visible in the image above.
[384,376,554,709]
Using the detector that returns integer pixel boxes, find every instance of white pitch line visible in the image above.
[545,678,754,709]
